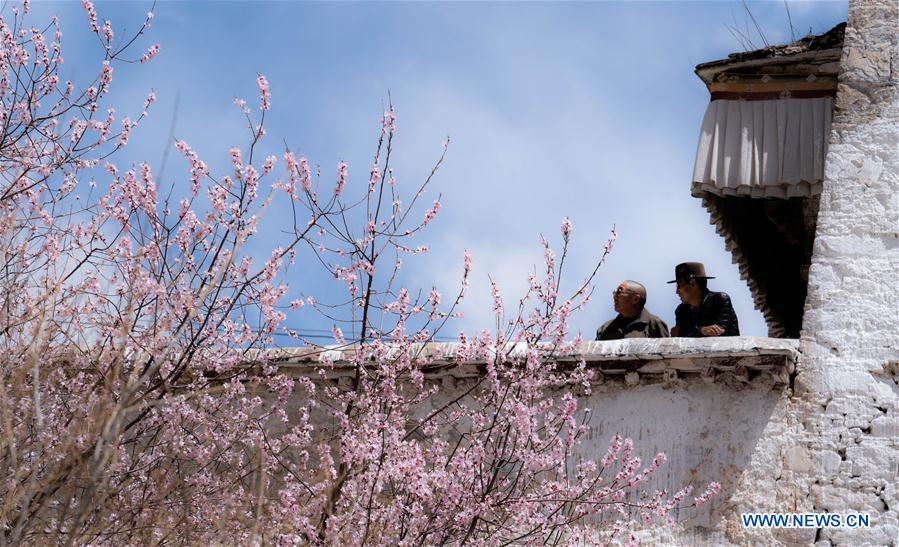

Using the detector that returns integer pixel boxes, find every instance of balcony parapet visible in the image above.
[258,336,799,388]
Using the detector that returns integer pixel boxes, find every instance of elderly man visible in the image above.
[668,262,740,337]
[596,280,669,340]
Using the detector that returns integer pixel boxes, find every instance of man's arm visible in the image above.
[707,292,740,336]
[700,324,725,336]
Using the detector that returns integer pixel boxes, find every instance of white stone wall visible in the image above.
[571,377,789,544]
[414,372,791,545]
[780,1,899,545]
[626,2,899,543]
[277,338,799,545]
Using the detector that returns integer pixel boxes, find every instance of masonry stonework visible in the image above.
[776,1,899,545]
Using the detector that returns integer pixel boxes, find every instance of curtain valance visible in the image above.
[692,97,831,199]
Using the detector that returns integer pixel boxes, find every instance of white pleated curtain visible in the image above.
[692,97,831,198]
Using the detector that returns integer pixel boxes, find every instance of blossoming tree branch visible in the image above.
[0,2,718,544]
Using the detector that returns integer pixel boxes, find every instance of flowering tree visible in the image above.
[0,3,719,545]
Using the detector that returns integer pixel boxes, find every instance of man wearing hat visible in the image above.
[668,262,740,337]
[596,280,669,340]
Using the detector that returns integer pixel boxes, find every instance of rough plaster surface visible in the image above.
[421,372,792,546]
[276,338,798,544]
[277,340,796,545]
[773,1,899,546]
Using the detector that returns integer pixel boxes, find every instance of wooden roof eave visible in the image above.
[695,47,843,86]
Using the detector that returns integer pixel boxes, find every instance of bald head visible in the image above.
[623,280,646,306]
[613,280,647,318]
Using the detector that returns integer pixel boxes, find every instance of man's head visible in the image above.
[612,280,646,318]
[668,262,713,307]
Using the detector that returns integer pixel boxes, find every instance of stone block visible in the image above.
[812,484,885,512]
[884,481,898,507]
[869,415,899,437]
[812,450,843,476]
[847,444,898,480]
[842,44,893,82]
[826,519,899,547]
[784,446,812,472]
[771,527,817,546]
[826,397,872,417]
[845,413,876,429]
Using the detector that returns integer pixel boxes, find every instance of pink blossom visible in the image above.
[139,43,160,64]
[299,157,311,192]
[421,199,441,227]
[602,434,622,468]
[461,249,472,294]
[207,184,228,214]
[382,106,396,135]
[368,161,380,193]
[229,147,242,171]
[116,117,132,147]
[245,164,259,200]
[284,151,301,195]
[0,34,706,543]
[99,60,112,93]
[561,216,572,238]
[693,482,721,507]
[428,288,441,307]
[81,0,99,33]
[490,278,503,315]
[174,140,208,196]
[263,154,276,176]
[257,73,271,111]
[335,161,347,197]
[102,20,113,43]
[43,233,60,262]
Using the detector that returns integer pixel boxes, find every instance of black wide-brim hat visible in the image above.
[667,261,716,283]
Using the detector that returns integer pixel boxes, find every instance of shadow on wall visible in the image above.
[575,378,787,536]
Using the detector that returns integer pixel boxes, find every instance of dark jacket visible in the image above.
[674,290,740,337]
[596,307,670,340]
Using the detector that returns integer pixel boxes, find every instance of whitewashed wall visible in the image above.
[774,1,899,546]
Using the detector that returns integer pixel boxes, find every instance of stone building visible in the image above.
[274,1,897,544]
[680,0,898,543]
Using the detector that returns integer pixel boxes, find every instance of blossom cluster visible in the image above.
[0,4,718,545]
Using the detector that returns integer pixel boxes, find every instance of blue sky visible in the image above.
[29,0,848,341]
